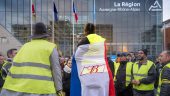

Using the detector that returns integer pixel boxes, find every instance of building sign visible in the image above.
[98,0,162,13]
[99,1,141,12]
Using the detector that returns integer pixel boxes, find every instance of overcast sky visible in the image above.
[163,0,170,21]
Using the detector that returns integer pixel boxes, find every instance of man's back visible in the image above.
[2,39,57,94]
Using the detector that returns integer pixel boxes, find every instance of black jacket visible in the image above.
[62,71,71,93]
[115,61,127,92]
[1,62,12,79]
[77,37,89,47]
[107,57,114,77]
[115,61,133,96]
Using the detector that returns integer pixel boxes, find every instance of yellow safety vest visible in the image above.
[126,62,133,87]
[1,60,11,80]
[87,34,105,44]
[113,61,133,87]
[133,60,154,91]
[156,63,170,96]
[0,61,7,76]
[3,40,57,94]
[113,62,120,81]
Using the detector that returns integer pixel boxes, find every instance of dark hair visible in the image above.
[7,48,17,58]
[139,49,148,56]
[34,22,47,35]
[121,53,127,56]
[117,54,120,57]
[84,23,95,35]
[66,58,71,65]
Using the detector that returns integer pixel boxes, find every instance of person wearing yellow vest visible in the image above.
[156,50,170,96]
[1,60,12,80]
[131,49,156,96]
[114,53,133,96]
[0,54,6,91]
[113,61,120,82]
[0,22,63,96]
[1,48,17,80]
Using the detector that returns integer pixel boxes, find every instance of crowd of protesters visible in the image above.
[0,22,170,96]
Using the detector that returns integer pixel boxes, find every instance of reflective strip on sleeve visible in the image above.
[162,79,170,84]
[133,73,147,77]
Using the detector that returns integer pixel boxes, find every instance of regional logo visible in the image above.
[149,0,162,11]
[145,0,162,16]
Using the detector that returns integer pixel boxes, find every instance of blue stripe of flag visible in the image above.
[53,2,58,21]
[70,55,81,96]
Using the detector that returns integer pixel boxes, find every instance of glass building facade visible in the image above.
[0,0,163,57]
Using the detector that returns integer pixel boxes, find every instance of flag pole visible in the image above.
[31,0,33,39]
[52,0,55,43]
[72,0,75,54]
[93,0,96,24]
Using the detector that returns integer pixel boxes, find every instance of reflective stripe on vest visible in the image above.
[3,40,56,94]
[8,72,53,81]
[133,60,154,91]
[13,62,50,70]
[156,63,170,96]
[126,62,133,87]
[87,34,105,44]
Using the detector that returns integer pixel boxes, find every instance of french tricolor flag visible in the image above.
[70,41,115,96]
[73,1,78,23]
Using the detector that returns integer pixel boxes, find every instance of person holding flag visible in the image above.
[70,23,115,96]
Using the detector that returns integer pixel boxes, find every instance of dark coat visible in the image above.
[115,61,133,96]
[107,57,114,77]
[62,71,71,93]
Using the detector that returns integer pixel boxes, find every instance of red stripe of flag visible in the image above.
[73,1,78,23]
[32,2,36,16]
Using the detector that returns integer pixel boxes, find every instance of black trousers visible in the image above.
[65,91,70,96]
[116,86,133,96]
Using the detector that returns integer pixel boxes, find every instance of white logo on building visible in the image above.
[149,0,162,11]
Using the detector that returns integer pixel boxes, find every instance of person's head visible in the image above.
[120,53,127,64]
[32,22,49,39]
[117,53,120,57]
[155,56,161,64]
[130,52,135,58]
[63,58,72,73]
[84,23,95,36]
[66,59,72,68]
[59,57,65,69]
[0,54,5,64]
[137,49,148,61]
[127,53,132,61]
[7,48,17,58]
[159,50,170,64]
